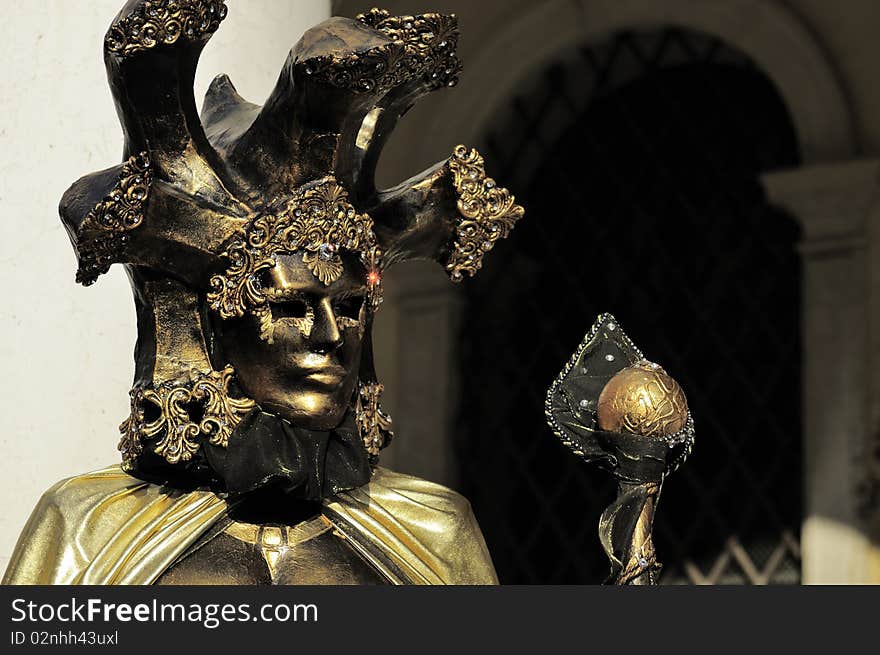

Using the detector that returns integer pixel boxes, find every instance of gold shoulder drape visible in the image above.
[2,466,497,585]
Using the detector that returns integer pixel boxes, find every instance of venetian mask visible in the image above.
[59,3,524,489]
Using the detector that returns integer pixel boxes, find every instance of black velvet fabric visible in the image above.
[126,406,372,501]
[203,408,372,500]
[598,429,669,485]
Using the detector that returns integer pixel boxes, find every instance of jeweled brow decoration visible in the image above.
[207,178,381,342]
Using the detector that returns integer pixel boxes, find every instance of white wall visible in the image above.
[0,0,330,574]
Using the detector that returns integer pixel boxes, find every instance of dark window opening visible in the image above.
[455,28,802,585]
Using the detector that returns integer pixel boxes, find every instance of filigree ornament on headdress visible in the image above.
[119,366,255,468]
[105,0,228,55]
[303,9,460,93]
[445,146,525,282]
[355,381,394,458]
[207,178,382,342]
[75,152,152,286]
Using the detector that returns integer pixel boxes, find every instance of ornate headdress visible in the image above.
[59,2,524,488]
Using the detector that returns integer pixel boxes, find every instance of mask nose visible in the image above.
[309,297,342,354]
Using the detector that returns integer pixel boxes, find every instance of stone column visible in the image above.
[762,159,880,583]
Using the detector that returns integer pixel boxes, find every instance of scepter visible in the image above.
[545,313,695,584]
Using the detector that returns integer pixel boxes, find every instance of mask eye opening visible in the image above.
[269,297,309,319]
[333,296,364,320]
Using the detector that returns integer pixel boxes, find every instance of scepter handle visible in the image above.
[615,480,660,585]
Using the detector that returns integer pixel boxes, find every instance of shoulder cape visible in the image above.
[2,466,497,585]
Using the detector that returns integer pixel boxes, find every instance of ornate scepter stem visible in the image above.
[616,481,659,585]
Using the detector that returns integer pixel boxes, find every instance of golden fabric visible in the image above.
[2,466,497,586]
[326,469,498,584]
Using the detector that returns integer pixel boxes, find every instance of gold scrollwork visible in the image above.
[105,0,228,56]
[91,153,152,231]
[445,145,525,282]
[118,366,255,468]
[207,178,383,342]
[303,10,459,94]
[357,9,460,90]
[76,152,152,286]
[355,381,393,457]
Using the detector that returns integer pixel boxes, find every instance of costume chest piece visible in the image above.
[155,515,391,585]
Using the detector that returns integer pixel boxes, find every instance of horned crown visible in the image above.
[59,1,524,470]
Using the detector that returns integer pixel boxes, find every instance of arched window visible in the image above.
[455,28,802,584]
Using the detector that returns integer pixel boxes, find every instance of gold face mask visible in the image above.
[59,3,524,481]
[213,252,369,430]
